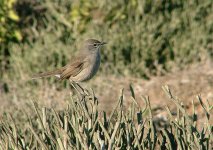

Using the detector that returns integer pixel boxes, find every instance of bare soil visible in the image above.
[1,63,212,127]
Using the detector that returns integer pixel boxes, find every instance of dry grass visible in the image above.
[0,86,212,149]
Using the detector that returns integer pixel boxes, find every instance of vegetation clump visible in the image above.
[0,86,212,149]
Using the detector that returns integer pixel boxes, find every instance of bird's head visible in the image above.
[83,39,107,53]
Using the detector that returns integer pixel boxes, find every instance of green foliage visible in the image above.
[0,0,22,76]
[0,86,212,149]
[0,0,22,43]
[3,0,212,80]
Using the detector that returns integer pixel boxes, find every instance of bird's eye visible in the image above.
[93,43,97,47]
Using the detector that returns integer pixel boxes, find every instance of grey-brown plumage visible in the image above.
[32,39,106,82]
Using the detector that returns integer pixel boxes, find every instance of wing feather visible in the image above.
[59,61,85,80]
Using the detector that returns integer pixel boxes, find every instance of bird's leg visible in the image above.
[70,80,84,99]
[69,80,90,100]
[75,82,90,96]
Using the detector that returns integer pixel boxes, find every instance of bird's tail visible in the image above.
[32,69,62,79]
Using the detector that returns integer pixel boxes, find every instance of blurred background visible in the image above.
[0,0,213,117]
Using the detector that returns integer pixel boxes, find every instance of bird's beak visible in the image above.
[101,42,107,45]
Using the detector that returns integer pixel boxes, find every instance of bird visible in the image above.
[32,39,106,94]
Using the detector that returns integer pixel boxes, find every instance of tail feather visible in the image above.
[32,69,62,79]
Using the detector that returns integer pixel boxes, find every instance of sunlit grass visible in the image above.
[0,86,212,149]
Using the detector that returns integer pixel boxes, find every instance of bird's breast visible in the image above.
[71,51,101,82]
[86,51,101,79]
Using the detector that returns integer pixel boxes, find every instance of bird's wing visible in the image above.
[32,55,88,80]
[59,56,88,80]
